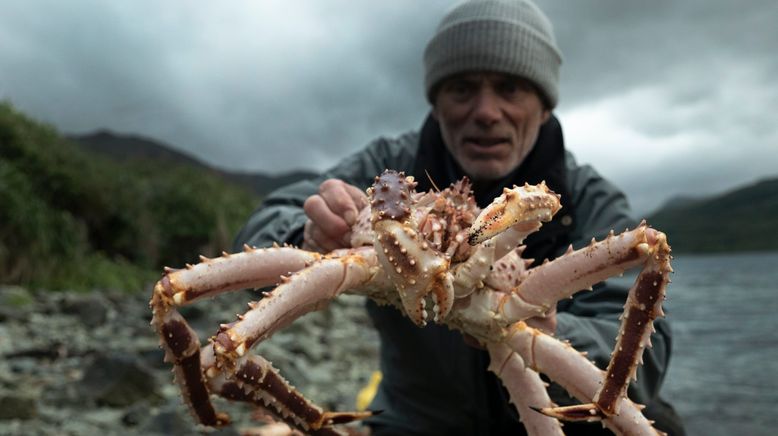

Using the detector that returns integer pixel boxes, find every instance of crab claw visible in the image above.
[468,182,561,245]
[532,403,605,423]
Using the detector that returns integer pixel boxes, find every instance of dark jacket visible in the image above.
[234,115,680,435]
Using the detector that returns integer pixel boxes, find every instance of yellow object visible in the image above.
[355,371,383,411]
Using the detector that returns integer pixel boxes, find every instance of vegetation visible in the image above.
[0,102,258,292]
[648,177,778,253]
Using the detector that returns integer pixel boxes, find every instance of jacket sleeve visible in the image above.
[232,133,418,251]
[553,152,672,406]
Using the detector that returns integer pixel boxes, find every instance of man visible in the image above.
[234,1,684,434]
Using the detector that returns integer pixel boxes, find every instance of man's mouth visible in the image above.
[464,136,510,149]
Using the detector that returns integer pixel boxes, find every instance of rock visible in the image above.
[139,404,199,435]
[0,287,380,435]
[0,286,34,322]
[121,401,150,427]
[78,352,162,408]
[0,393,37,420]
[61,293,111,328]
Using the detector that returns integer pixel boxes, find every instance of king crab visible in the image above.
[150,170,671,436]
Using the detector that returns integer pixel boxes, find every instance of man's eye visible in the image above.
[498,80,531,97]
[447,82,472,97]
[498,81,520,95]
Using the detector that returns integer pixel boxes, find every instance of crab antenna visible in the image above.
[424,169,441,192]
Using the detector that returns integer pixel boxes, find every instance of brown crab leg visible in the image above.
[487,343,564,436]
[504,323,661,436]
[201,349,369,435]
[542,227,672,420]
[151,307,228,426]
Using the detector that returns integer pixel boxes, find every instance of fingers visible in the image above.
[302,179,367,253]
[318,179,367,226]
[303,218,345,253]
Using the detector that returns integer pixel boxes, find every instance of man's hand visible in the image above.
[302,179,367,253]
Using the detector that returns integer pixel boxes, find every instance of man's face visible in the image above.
[432,72,551,182]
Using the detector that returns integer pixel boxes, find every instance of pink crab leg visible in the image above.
[161,245,322,305]
[213,249,376,360]
[504,323,661,436]
[499,224,656,322]
[369,170,454,325]
[452,227,655,340]
[487,343,564,436]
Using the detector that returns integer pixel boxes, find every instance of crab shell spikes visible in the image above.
[468,182,562,245]
[370,170,455,325]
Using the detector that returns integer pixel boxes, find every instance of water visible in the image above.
[616,251,778,436]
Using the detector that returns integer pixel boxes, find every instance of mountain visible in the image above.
[67,131,317,196]
[647,177,778,253]
[54,127,778,255]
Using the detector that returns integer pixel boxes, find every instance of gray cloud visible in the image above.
[1,0,776,214]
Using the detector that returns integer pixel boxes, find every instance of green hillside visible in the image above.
[648,178,778,253]
[0,102,259,292]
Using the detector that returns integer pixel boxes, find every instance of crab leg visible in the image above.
[150,246,370,427]
[150,246,321,426]
[464,224,656,327]
[487,343,564,436]
[503,323,660,436]
[157,245,322,305]
[509,225,653,315]
[206,250,377,430]
[212,249,376,360]
[201,348,368,436]
[542,227,672,420]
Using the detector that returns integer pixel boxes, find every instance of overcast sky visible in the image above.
[2,0,776,215]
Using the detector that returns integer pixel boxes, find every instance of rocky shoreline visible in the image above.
[0,285,380,435]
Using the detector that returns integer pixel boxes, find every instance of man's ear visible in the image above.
[431,104,439,121]
[541,109,551,124]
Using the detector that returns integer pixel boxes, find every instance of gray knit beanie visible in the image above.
[424,0,563,108]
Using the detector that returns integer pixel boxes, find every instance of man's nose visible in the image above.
[471,89,502,126]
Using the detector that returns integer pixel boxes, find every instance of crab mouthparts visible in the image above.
[400,273,454,327]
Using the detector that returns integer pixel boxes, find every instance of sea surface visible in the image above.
[614,251,778,436]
